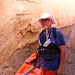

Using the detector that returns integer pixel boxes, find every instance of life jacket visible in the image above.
[38,28,60,61]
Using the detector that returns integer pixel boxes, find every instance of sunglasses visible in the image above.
[41,18,51,22]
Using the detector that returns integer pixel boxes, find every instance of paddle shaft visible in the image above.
[23,62,37,75]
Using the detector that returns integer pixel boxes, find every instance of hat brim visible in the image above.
[38,16,55,24]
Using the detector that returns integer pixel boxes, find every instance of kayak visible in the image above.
[15,53,41,75]
[15,53,57,75]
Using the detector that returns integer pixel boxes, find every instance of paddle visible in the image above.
[23,62,37,75]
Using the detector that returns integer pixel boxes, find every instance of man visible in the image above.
[37,13,65,75]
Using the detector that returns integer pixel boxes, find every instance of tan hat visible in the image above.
[37,13,55,24]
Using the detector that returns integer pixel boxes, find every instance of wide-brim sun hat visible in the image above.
[37,13,55,24]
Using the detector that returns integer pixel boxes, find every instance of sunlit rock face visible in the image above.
[67,24,75,49]
[40,0,75,27]
[0,0,75,64]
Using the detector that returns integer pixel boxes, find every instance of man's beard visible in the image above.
[43,23,50,29]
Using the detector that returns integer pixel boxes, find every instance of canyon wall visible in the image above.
[67,24,75,49]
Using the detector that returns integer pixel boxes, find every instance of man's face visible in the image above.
[41,18,52,29]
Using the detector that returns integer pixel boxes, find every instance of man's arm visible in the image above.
[57,45,66,75]
[36,50,41,69]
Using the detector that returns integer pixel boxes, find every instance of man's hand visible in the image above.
[57,66,63,75]
[58,45,65,75]
[37,57,41,69]
[37,62,41,69]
